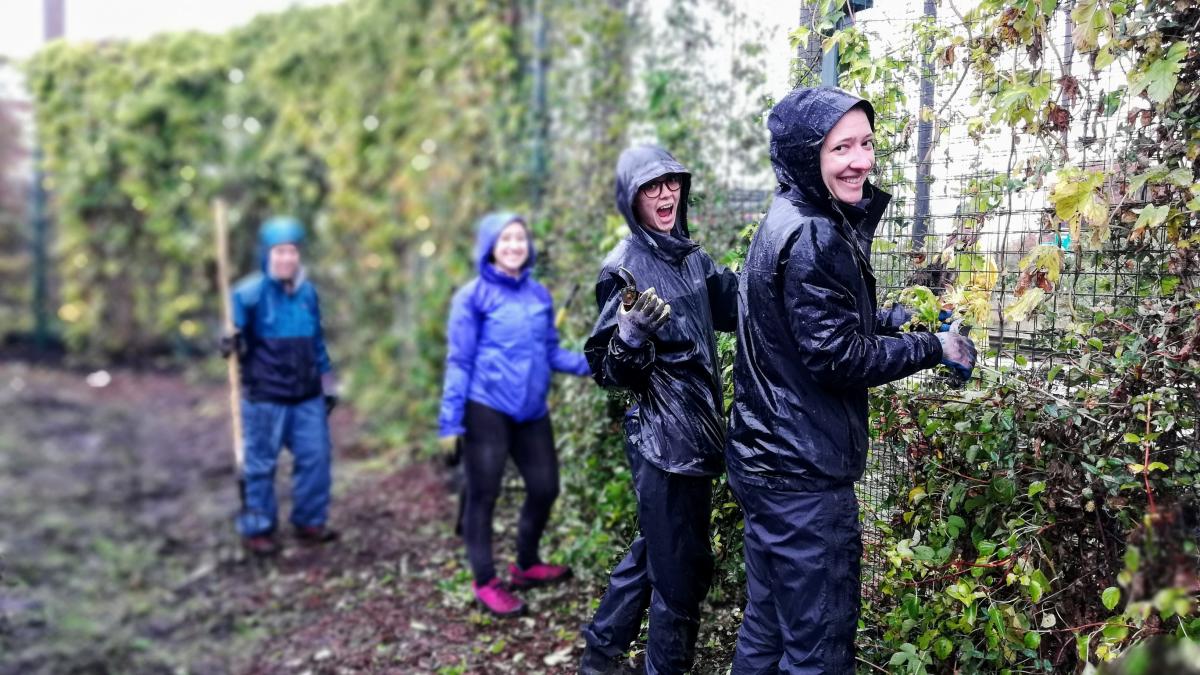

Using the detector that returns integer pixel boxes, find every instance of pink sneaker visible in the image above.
[472,578,526,617]
[509,562,573,589]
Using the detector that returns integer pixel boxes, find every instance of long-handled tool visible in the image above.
[213,199,247,513]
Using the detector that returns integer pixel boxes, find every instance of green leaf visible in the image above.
[1049,168,1108,247]
[934,636,954,660]
[1028,569,1050,603]
[1132,204,1170,236]
[1070,0,1109,52]
[947,515,967,537]
[1028,481,1046,498]
[1133,41,1188,104]
[1103,622,1129,642]
[1024,630,1042,650]
[1124,433,1142,443]
[1102,586,1121,611]
[1077,633,1090,661]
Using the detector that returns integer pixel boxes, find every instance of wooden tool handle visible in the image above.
[213,199,244,473]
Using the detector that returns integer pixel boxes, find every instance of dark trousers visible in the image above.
[582,440,715,674]
[461,401,559,585]
[728,470,862,675]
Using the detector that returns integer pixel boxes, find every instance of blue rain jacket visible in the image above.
[438,213,590,437]
[232,217,333,404]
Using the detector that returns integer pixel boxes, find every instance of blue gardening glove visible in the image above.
[936,321,977,383]
[936,309,956,332]
[617,286,671,348]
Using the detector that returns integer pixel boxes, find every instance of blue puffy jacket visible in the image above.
[232,217,333,403]
[438,212,591,437]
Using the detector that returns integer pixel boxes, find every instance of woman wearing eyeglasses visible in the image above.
[578,144,739,674]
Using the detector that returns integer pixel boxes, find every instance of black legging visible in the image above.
[462,401,560,585]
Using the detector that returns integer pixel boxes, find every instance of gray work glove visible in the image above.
[617,286,671,348]
[935,321,978,383]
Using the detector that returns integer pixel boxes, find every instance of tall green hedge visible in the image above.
[25,0,769,604]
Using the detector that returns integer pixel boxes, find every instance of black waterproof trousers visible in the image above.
[582,423,715,674]
[728,469,862,675]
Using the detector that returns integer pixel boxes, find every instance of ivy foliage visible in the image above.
[782,0,1200,672]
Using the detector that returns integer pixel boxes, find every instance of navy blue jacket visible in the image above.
[438,212,590,437]
[725,87,942,489]
[585,145,738,477]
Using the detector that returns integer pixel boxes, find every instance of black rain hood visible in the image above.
[615,144,701,264]
[768,86,877,215]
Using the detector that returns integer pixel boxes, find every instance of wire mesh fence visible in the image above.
[823,1,1171,600]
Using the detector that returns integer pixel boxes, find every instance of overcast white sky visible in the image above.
[0,0,341,59]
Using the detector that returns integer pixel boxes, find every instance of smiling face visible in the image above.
[268,243,301,282]
[820,107,875,205]
[634,174,682,233]
[492,220,530,277]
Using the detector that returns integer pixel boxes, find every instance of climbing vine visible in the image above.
[785,0,1200,672]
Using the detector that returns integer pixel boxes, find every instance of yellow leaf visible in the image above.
[1004,287,1047,323]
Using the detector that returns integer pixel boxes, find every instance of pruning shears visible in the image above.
[616,266,640,311]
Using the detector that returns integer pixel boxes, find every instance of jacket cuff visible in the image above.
[610,332,656,364]
[439,423,466,438]
[922,332,944,368]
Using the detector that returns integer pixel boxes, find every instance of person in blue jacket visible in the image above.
[221,216,340,557]
[438,212,591,617]
[725,88,977,673]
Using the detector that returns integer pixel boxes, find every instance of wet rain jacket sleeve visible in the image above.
[312,288,333,375]
[546,302,591,377]
[585,272,656,392]
[704,257,739,333]
[439,285,480,437]
[783,229,941,390]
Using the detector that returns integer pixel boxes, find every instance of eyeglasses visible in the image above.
[639,175,682,198]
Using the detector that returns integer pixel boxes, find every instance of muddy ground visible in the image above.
[0,360,738,674]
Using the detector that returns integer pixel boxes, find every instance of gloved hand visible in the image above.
[617,286,671,348]
[440,435,462,466]
[321,372,339,416]
[880,303,912,331]
[936,321,978,383]
[936,309,960,332]
[219,332,245,359]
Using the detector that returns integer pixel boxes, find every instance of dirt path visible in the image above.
[0,361,600,674]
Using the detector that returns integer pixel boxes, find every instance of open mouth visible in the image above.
[656,204,675,221]
[838,174,865,187]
